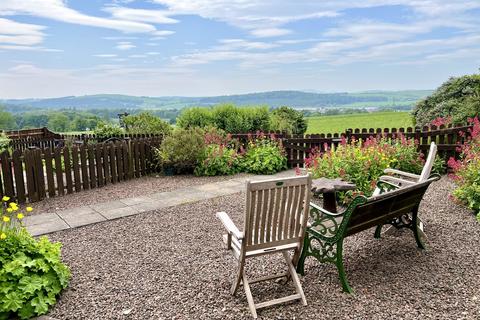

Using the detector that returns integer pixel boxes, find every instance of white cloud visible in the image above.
[250,28,292,38]
[103,6,179,24]
[129,54,147,58]
[152,30,175,36]
[146,52,161,55]
[94,54,118,58]
[218,39,278,50]
[116,41,136,50]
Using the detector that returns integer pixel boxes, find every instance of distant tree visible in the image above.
[0,107,15,130]
[413,73,480,126]
[47,113,70,132]
[123,112,171,135]
[176,104,270,133]
[270,106,307,134]
[176,107,213,128]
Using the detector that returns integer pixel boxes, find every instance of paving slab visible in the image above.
[26,214,69,236]
[57,206,106,228]
[24,212,60,227]
[119,196,155,206]
[100,206,142,220]
[90,200,128,215]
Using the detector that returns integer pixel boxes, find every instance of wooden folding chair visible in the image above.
[216,174,312,318]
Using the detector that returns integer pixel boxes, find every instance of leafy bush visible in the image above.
[176,107,213,129]
[448,117,480,220]
[0,200,70,319]
[0,133,11,152]
[270,106,307,134]
[123,112,172,135]
[413,73,480,126]
[176,104,270,133]
[155,128,205,174]
[94,122,124,140]
[195,144,242,176]
[241,134,287,174]
[306,135,424,197]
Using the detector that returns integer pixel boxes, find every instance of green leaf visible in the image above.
[30,293,49,315]
[19,275,44,295]
[2,291,24,312]
[17,302,35,320]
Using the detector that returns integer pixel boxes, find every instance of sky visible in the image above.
[0,0,479,99]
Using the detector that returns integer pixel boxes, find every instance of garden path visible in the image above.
[24,170,296,236]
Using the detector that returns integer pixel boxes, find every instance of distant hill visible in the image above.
[1,90,432,111]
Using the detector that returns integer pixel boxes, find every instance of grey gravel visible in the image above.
[47,176,480,319]
[33,173,250,214]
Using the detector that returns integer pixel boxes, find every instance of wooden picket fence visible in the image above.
[233,123,473,167]
[0,137,161,203]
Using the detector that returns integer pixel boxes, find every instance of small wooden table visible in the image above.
[311,178,356,213]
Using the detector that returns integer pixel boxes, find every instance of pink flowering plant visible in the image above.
[448,116,480,221]
[305,135,425,198]
[241,133,287,174]
[195,128,243,176]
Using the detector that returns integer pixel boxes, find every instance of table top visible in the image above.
[311,177,356,194]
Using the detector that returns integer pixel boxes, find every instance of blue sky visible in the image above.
[0,0,479,98]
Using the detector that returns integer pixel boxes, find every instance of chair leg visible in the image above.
[231,261,245,296]
[335,240,353,294]
[283,252,307,306]
[296,235,309,276]
[374,224,383,239]
[411,209,426,250]
[242,271,258,319]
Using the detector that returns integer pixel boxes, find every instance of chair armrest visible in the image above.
[379,175,416,186]
[384,168,420,180]
[216,212,244,240]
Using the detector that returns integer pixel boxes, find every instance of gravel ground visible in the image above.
[47,176,480,319]
[33,173,250,214]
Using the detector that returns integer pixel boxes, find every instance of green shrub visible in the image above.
[123,112,171,135]
[270,106,307,134]
[0,133,11,152]
[413,73,480,126]
[0,201,70,319]
[448,117,480,218]
[306,136,424,197]
[155,128,205,174]
[94,122,124,140]
[176,104,270,133]
[176,107,213,129]
[241,135,287,174]
[195,144,242,176]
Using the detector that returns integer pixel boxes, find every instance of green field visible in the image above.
[306,111,414,134]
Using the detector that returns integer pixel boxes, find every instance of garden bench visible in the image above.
[296,175,439,293]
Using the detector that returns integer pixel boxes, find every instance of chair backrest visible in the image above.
[347,176,438,236]
[243,174,312,251]
[419,142,437,182]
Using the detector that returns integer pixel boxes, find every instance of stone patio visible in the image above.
[24,170,296,236]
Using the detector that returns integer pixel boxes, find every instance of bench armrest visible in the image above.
[309,201,346,217]
[379,175,416,186]
[383,168,420,180]
[216,212,244,240]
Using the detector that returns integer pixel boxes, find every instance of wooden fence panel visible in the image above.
[103,143,111,185]
[1,151,14,198]
[88,145,96,189]
[54,147,64,196]
[95,145,104,188]
[109,143,117,183]
[12,149,26,203]
[44,148,56,197]
[33,149,46,200]
[72,146,82,192]
[80,145,89,190]
[116,142,124,182]
[63,148,73,194]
